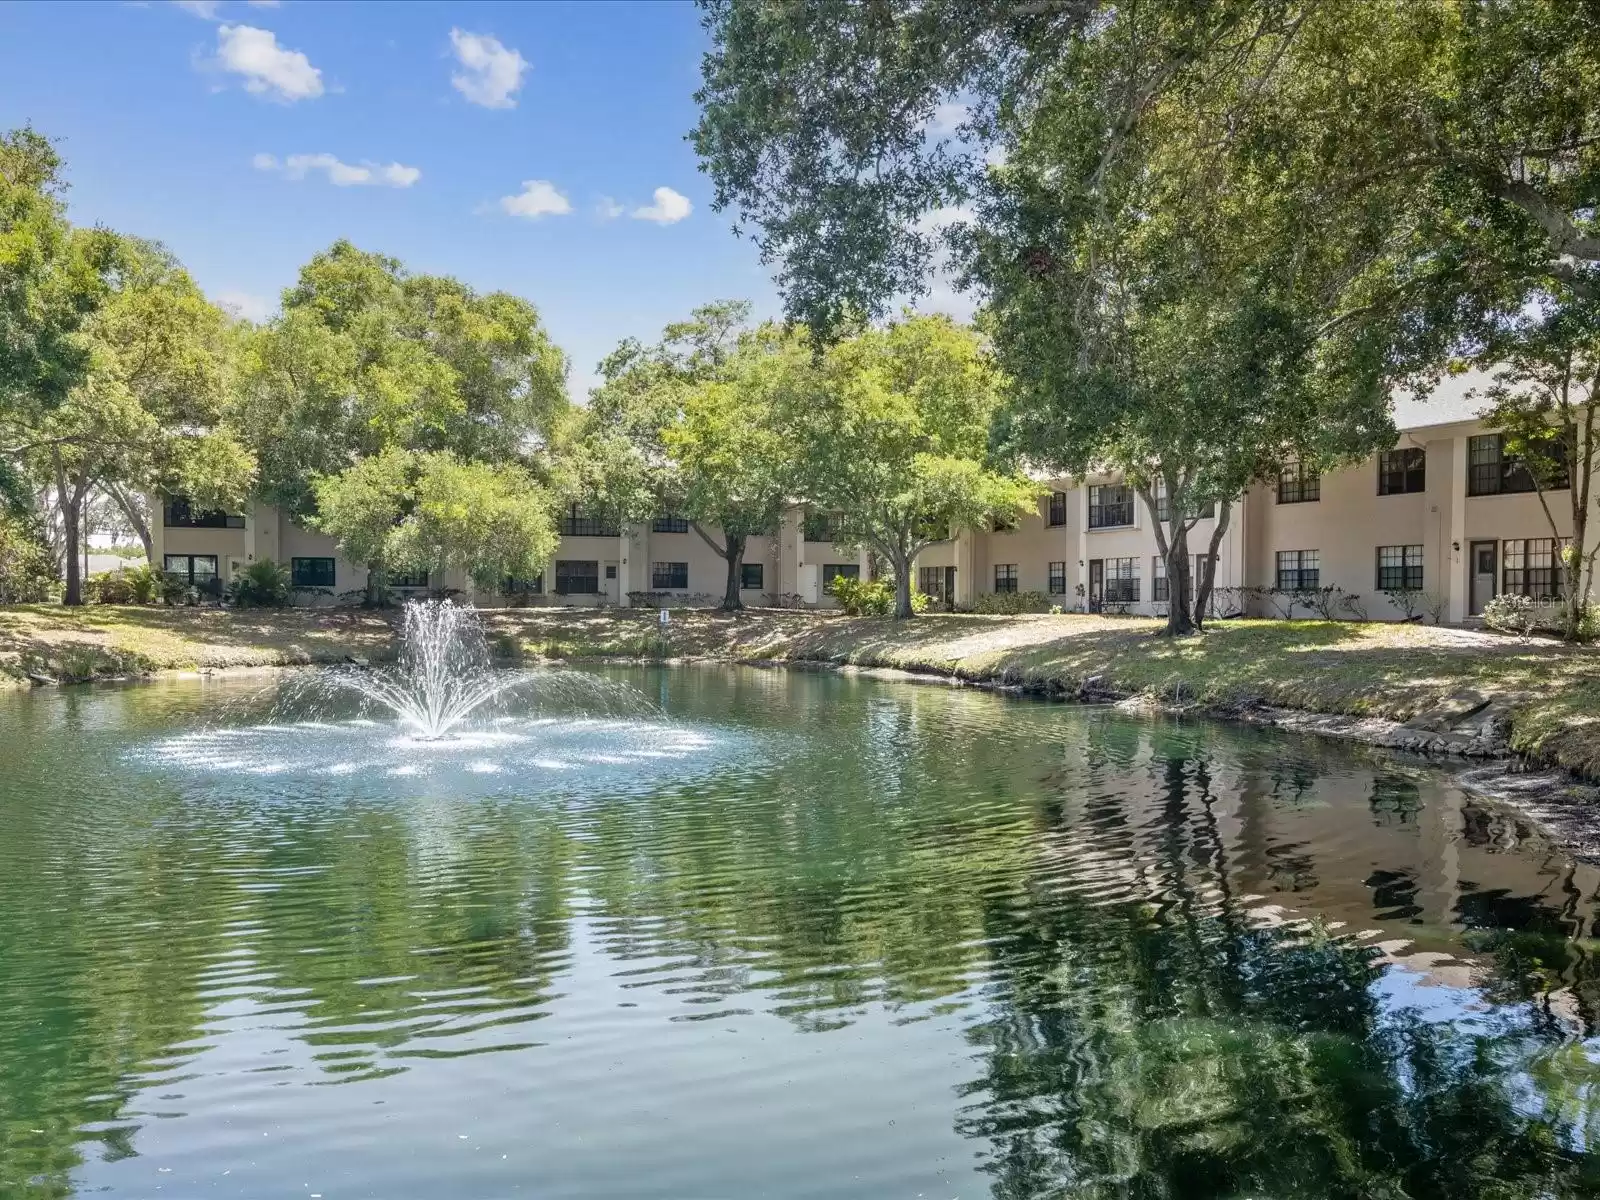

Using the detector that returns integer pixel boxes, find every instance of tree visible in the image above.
[692,1,1452,634]
[584,302,804,611]
[794,313,1037,619]
[238,241,570,595]
[665,328,809,611]
[1473,305,1600,641]
[0,126,119,417]
[313,450,559,591]
[3,237,250,604]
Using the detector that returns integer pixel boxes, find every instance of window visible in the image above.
[554,560,600,594]
[740,562,764,590]
[1048,561,1067,595]
[994,564,1019,593]
[651,561,689,590]
[652,514,689,533]
[1047,491,1069,527]
[290,557,335,588]
[503,574,543,595]
[918,566,946,599]
[164,554,220,595]
[804,511,852,543]
[1103,558,1139,604]
[388,570,429,588]
[1277,459,1320,504]
[162,496,244,529]
[559,504,620,537]
[821,563,860,589]
[605,564,617,580]
[1468,434,1569,496]
[1088,484,1134,529]
[1153,481,1214,522]
[1275,550,1320,591]
[1378,448,1426,495]
[1503,538,1564,599]
[1376,545,1423,590]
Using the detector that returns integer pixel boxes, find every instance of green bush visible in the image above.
[85,563,166,605]
[970,590,1051,615]
[227,559,292,608]
[0,514,57,603]
[828,574,930,615]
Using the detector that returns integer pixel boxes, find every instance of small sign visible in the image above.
[659,607,670,627]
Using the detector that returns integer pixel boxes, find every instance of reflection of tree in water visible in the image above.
[955,737,1600,1199]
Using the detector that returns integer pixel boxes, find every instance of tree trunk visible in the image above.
[892,551,915,619]
[721,533,746,612]
[1561,398,1594,640]
[1163,524,1195,636]
[1193,500,1233,631]
[105,483,154,564]
[53,450,86,606]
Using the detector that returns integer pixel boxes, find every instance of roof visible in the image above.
[1391,370,1496,431]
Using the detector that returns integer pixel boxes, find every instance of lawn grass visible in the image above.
[4,603,1599,778]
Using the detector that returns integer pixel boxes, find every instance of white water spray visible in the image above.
[331,600,532,739]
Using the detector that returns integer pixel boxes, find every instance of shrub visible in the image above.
[828,575,930,615]
[971,590,1051,615]
[0,514,57,603]
[1483,593,1540,639]
[85,570,135,605]
[1382,586,1424,621]
[227,559,292,608]
[829,574,892,615]
[1420,590,1450,625]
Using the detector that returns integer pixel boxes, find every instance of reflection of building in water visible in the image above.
[1028,719,1600,1028]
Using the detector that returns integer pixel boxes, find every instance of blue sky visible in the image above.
[0,0,785,398]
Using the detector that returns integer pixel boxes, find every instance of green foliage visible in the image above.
[226,559,292,608]
[6,233,252,603]
[313,450,559,591]
[970,590,1051,616]
[828,574,930,617]
[84,564,176,606]
[237,240,570,521]
[795,313,1038,618]
[585,302,803,610]
[0,126,120,414]
[0,512,56,603]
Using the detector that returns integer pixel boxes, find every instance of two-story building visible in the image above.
[150,374,1591,621]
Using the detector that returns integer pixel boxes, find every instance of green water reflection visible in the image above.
[1,667,1599,1197]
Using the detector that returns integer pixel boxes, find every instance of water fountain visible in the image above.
[327,599,533,739]
[132,599,728,793]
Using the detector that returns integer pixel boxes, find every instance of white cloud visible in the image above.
[916,204,977,234]
[449,29,528,109]
[926,100,968,137]
[500,180,571,219]
[214,289,273,322]
[173,0,222,18]
[595,195,625,221]
[631,186,692,225]
[214,24,323,101]
[254,152,421,188]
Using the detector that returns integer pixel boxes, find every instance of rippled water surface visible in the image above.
[4,666,1600,1198]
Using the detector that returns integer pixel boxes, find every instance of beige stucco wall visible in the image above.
[1248,451,1430,618]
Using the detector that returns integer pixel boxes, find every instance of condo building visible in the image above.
[151,377,1592,623]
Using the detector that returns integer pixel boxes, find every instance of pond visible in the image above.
[2,666,1600,1198]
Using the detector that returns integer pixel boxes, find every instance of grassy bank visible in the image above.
[4,603,1599,778]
